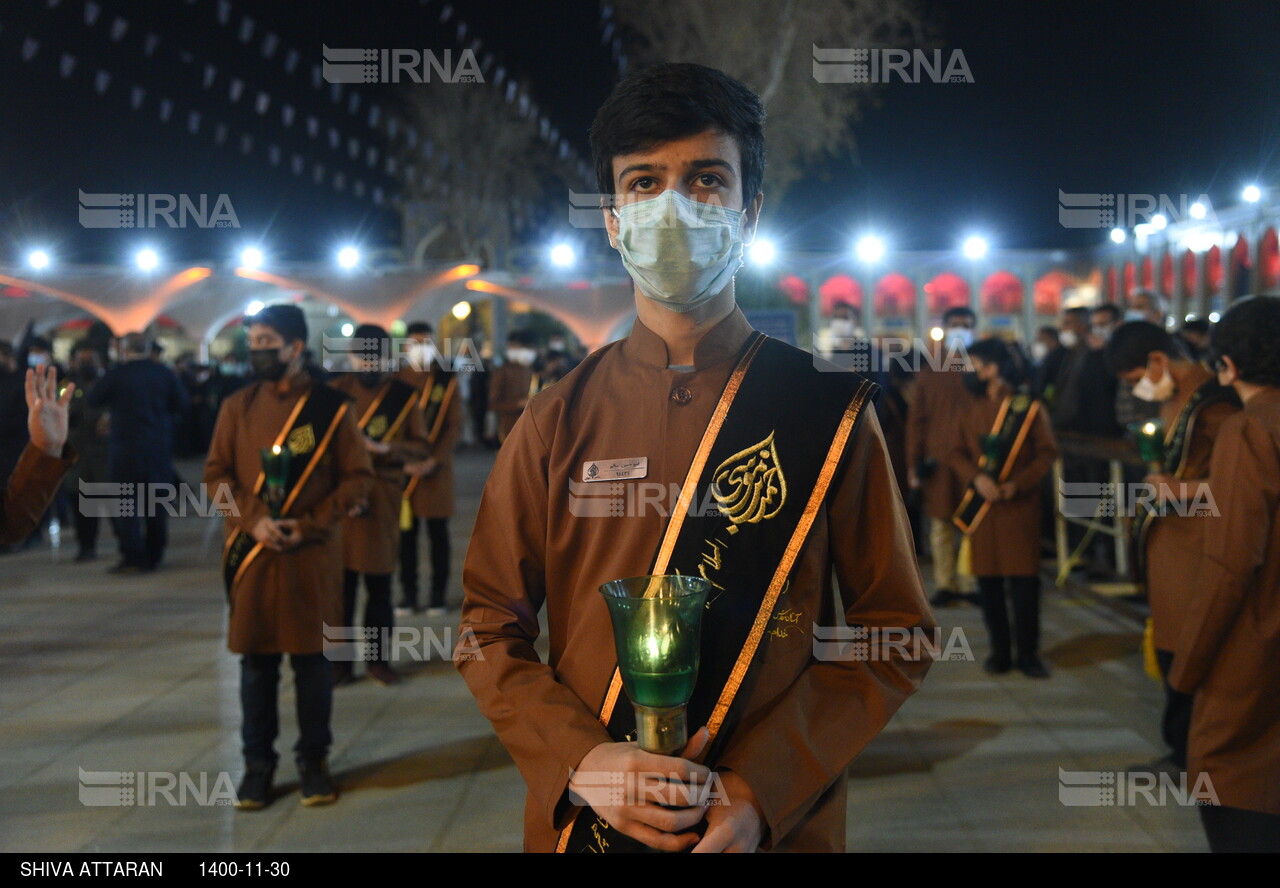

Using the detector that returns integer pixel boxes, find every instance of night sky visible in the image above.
[2,0,1278,264]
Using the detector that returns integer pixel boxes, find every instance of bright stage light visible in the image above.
[549,243,576,268]
[240,246,264,269]
[336,246,360,269]
[340,323,355,337]
[929,327,945,342]
[246,300,265,316]
[1209,312,1221,323]
[749,239,776,265]
[1109,228,1126,244]
[855,235,885,264]
[451,301,472,321]
[962,236,988,260]
[27,250,50,270]
[1189,202,1207,220]
[135,248,159,271]
[1152,214,1168,231]
[1243,185,1262,203]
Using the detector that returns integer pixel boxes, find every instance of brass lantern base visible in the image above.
[634,704,687,755]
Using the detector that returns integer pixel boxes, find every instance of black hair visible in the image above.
[1036,325,1061,343]
[1091,304,1122,323]
[248,304,308,346]
[942,307,975,325]
[1104,321,1183,375]
[968,337,1024,387]
[1212,296,1280,387]
[590,63,766,205]
[30,336,52,351]
[1180,318,1210,336]
[406,321,433,336]
[506,329,537,347]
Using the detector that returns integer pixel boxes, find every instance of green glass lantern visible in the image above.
[259,444,292,518]
[1129,419,1167,472]
[600,575,710,755]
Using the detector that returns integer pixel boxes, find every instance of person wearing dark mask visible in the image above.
[328,324,430,687]
[1169,296,1280,852]
[948,338,1058,678]
[1105,321,1240,776]
[908,306,981,607]
[204,303,374,810]
[62,342,112,561]
[86,332,188,573]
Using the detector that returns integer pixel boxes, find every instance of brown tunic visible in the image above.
[395,367,464,519]
[906,361,978,520]
[948,384,1059,577]
[1169,387,1280,816]
[204,375,374,655]
[489,362,534,442]
[330,375,429,575]
[457,306,934,852]
[1144,364,1239,650]
[1,442,75,546]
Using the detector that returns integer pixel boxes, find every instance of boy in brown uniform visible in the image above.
[949,338,1058,677]
[457,64,933,854]
[1170,296,1280,852]
[395,322,465,616]
[204,304,374,809]
[906,308,980,606]
[488,330,537,444]
[330,324,430,686]
[1104,321,1240,771]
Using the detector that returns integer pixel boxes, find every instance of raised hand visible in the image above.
[26,365,74,458]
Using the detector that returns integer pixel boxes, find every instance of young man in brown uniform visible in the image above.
[1104,321,1239,772]
[1169,296,1280,852]
[949,338,1058,678]
[1,365,75,546]
[204,304,374,809]
[330,324,430,686]
[457,64,933,853]
[906,307,980,606]
[395,322,465,616]
[487,329,537,444]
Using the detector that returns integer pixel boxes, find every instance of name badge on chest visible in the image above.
[582,457,649,482]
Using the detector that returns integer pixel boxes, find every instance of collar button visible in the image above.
[670,385,693,405]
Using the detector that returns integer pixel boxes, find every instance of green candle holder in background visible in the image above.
[600,575,710,755]
[1129,419,1167,473]
[259,444,292,518]
[980,433,1002,470]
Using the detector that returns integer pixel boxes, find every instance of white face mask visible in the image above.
[507,347,536,367]
[1125,309,1148,322]
[1059,330,1079,349]
[27,352,49,368]
[829,318,856,338]
[612,189,744,312]
[1030,341,1050,362]
[945,327,974,350]
[1091,325,1113,344]
[1132,366,1175,402]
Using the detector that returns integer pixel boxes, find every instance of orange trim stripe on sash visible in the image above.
[234,390,313,591]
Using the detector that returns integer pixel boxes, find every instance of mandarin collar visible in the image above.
[621,305,756,371]
[1245,386,1280,411]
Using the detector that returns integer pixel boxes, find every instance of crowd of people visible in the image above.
[4,58,1277,855]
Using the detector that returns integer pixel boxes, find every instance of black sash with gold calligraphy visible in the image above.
[952,392,1040,535]
[404,369,457,501]
[222,383,351,600]
[1131,377,1239,577]
[357,377,417,443]
[558,334,879,853]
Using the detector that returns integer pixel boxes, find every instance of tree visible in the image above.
[607,0,930,200]
[399,77,585,268]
